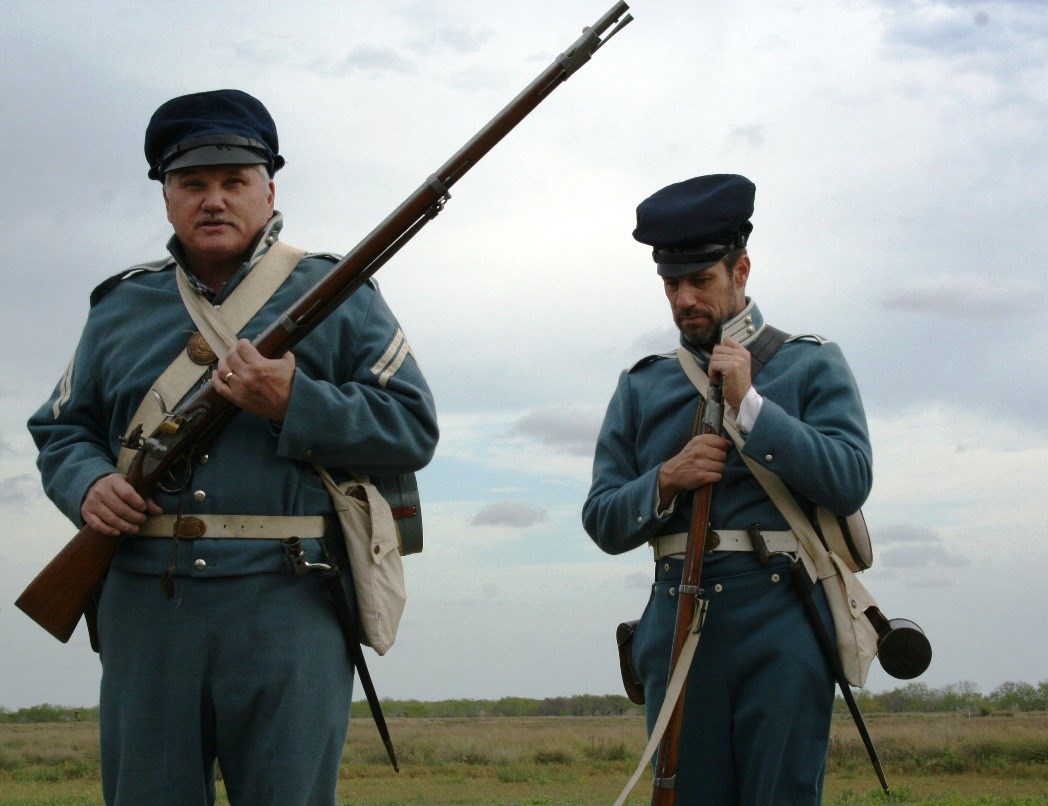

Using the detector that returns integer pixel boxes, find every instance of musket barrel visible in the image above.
[17,2,632,644]
[649,378,724,804]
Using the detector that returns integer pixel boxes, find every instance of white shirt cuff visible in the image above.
[737,386,763,433]
[656,494,678,519]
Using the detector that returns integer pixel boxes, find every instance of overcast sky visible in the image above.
[1,0,1045,709]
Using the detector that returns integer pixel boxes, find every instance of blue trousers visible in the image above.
[632,554,835,805]
[97,565,354,805]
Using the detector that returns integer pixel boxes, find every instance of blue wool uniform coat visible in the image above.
[28,214,438,806]
[583,300,872,804]
[29,214,438,576]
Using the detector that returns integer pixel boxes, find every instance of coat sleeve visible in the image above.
[742,342,872,515]
[582,371,672,555]
[275,285,438,475]
[27,338,118,526]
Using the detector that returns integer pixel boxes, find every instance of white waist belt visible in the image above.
[137,514,328,540]
[650,529,797,561]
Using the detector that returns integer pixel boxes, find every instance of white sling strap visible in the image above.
[613,603,705,806]
[612,349,727,805]
[116,241,305,473]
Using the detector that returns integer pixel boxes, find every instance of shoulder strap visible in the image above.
[174,241,305,354]
[90,259,172,308]
[747,324,789,379]
[116,241,305,472]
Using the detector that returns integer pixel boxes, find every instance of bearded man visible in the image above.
[583,174,872,803]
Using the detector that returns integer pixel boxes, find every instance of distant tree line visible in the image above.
[840,680,1048,715]
[351,694,645,719]
[3,681,1045,723]
[0,703,100,723]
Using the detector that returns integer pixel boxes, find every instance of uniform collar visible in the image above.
[168,212,284,303]
[720,298,764,347]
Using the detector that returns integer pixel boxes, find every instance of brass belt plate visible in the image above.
[174,516,207,538]
[705,529,721,552]
[186,332,218,365]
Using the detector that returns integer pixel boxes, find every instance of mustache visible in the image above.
[195,215,237,227]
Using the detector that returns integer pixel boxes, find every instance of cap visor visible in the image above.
[164,145,267,174]
[656,258,722,278]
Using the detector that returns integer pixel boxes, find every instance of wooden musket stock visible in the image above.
[651,380,724,806]
[17,1,633,643]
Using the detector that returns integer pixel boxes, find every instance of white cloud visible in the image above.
[0,474,42,506]
[511,406,604,457]
[879,275,1045,319]
[471,500,548,528]
[3,0,1047,707]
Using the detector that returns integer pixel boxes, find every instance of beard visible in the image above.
[675,293,739,351]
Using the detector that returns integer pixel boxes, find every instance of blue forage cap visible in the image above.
[144,89,285,181]
[633,174,755,277]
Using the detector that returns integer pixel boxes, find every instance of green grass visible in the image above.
[1,713,1045,805]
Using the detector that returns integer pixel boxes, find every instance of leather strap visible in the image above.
[746,324,789,378]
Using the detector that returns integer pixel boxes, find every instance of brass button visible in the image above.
[193,490,206,503]
[765,454,774,462]
[186,332,218,365]
[714,583,723,593]
[194,558,207,571]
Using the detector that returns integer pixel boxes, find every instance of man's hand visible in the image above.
[81,473,163,537]
[709,336,751,411]
[214,338,296,422]
[657,433,731,511]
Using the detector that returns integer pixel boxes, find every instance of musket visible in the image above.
[17,1,634,643]
[650,379,724,805]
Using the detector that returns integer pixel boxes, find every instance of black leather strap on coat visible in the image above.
[747,325,789,380]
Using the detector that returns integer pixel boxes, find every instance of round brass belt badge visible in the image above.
[705,529,721,553]
[174,516,207,538]
[186,332,218,365]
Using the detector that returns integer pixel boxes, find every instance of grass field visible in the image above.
[1,712,1045,804]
